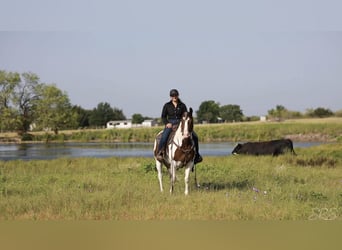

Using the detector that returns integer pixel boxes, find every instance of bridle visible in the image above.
[172,111,194,159]
[180,111,193,137]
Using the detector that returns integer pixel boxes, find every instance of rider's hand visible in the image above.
[166,123,172,128]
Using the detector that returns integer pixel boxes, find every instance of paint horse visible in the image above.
[153,108,195,195]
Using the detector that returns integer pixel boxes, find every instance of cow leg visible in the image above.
[155,160,164,192]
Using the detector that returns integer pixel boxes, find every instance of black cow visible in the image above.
[231,139,296,156]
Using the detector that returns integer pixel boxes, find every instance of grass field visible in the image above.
[1,142,341,220]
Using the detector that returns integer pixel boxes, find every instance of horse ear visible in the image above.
[189,107,193,115]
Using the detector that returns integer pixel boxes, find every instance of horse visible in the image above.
[153,108,196,195]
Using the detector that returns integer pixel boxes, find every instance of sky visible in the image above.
[1,0,342,118]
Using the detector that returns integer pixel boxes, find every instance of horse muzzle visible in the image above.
[182,132,190,138]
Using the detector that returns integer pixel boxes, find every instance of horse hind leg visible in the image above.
[156,161,164,192]
[170,165,176,194]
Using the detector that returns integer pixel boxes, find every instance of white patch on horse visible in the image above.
[153,108,195,195]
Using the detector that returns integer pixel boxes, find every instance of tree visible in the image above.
[11,72,42,133]
[196,100,220,123]
[268,105,287,121]
[0,70,20,108]
[132,113,145,124]
[219,104,243,122]
[312,107,334,118]
[89,102,126,127]
[72,105,91,128]
[0,71,21,131]
[305,107,334,118]
[34,84,77,134]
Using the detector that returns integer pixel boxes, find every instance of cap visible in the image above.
[169,89,179,97]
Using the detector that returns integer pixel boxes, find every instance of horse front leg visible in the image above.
[170,164,176,194]
[184,164,192,195]
[156,160,164,192]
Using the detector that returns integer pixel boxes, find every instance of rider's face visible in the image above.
[170,95,178,100]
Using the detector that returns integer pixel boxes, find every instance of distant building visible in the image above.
[260,116,267,122]
[106,119,157,129]
[141,119,157,127]
[106,120,132,129]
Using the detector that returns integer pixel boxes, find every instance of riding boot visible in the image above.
[192,132,202,164]
[192,152,202,172]
[194,153,203,164]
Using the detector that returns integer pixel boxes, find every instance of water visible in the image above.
[0,141,324,161]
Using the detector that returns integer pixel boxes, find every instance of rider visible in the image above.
[156,89,203,164]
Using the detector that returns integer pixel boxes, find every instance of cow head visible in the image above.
[232,143,242,155]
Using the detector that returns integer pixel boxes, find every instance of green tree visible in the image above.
[268,105,287,121]
[0,70,20,108]
[313,107,334,118]
[11,72,42,133]
[196,100,220,123]
[72,105,91,128]
[286,110,303,119]
[34,84,77,134]
[305,107,334,118]
[132,113,144,124]
[0,71,21,131]
[89,102,126,127]
[219,104,243,122]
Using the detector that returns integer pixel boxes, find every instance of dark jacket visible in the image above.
[161,100,187,125]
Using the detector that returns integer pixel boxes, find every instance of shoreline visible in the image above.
[0,133,338,144]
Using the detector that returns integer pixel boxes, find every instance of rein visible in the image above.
[172,139,194,153]
[172,113,195,165]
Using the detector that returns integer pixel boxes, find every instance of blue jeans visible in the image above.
[158,119,179,152]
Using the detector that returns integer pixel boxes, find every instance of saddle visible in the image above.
[155,124,179,153]
[155,124,195,164]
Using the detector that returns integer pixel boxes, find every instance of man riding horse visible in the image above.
[156,89,202,164]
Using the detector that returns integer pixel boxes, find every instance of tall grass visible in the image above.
[196,121,342,142]
[13,118,342,143]
[1,143,341,220]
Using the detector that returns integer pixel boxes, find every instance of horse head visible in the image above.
[180,107,193,138]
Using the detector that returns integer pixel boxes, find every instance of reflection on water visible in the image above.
[0,141,324,161]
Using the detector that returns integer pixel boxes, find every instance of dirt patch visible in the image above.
[0,136,21,143]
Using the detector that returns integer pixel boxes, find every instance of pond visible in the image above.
[0,141,324,161]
